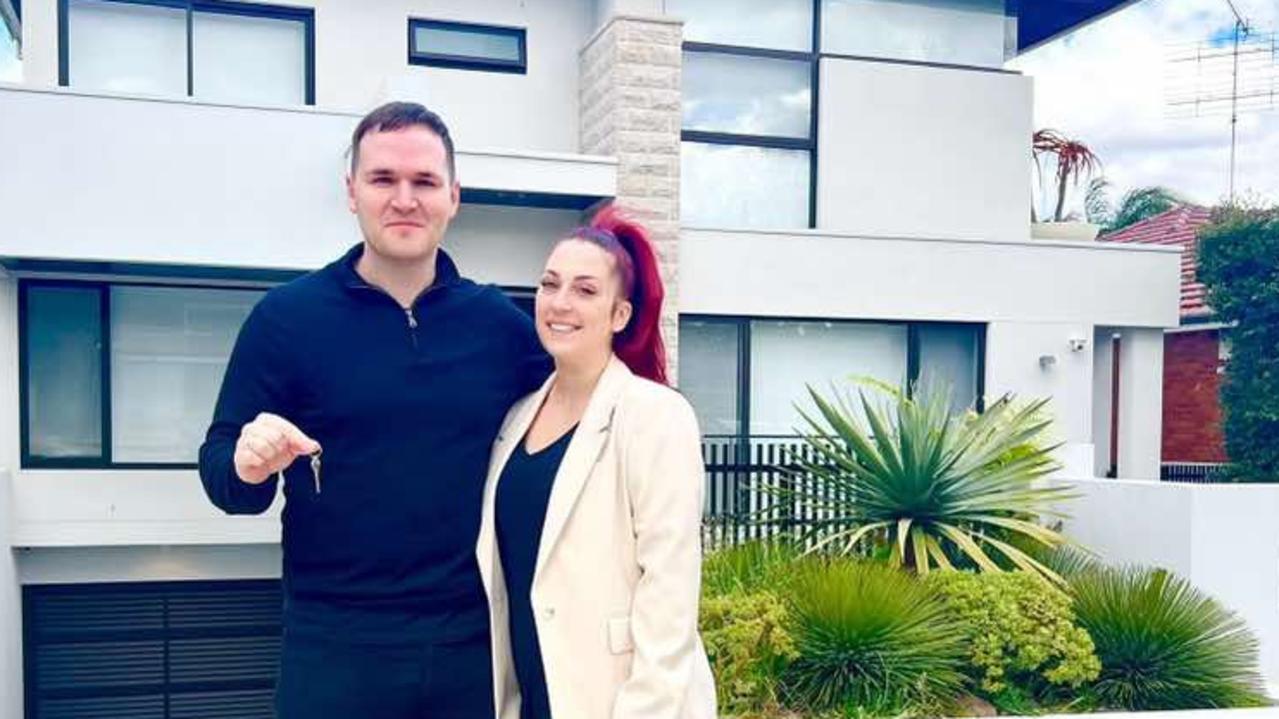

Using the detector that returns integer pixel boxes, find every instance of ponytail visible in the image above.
[566,205,668,385]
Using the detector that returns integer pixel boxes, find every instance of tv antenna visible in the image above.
[1165,0,1276,203]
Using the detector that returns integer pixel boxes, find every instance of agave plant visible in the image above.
[779,381,1075,583]
[1071,566,1268,710]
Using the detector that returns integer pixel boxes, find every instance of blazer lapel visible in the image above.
[478,374,555,590]
[534,356,631,580]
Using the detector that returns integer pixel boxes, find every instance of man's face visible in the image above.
[346,126,460,265]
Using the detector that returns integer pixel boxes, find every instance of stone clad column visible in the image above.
[580,12,683,381]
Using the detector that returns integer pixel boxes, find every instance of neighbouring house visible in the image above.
[1102,205,1228,476]
[0,0,1177,716]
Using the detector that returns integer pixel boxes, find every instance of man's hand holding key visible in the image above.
[234,412,322,487]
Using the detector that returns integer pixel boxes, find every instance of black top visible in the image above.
[496,426,577,719]
[197,244,551,645]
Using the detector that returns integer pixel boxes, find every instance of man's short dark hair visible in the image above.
[348,101,456,181]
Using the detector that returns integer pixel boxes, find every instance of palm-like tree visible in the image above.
[1034,129,1102,222]
[1108,186,1185,231]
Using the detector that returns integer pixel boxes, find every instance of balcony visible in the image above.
[0,83,616,273]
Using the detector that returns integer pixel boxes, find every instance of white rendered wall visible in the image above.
[816,59,1032,242]
[0,86,610,279]
[985,321,1095,474]
[18,0,594,153]
[679,229,1181,328]
[1056,479,1279,688]
[17,544,282,584]
[0,471,20,719]
[0,277,21,719]
[1116,327,1165,480]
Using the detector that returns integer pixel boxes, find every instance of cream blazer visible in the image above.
[476,356,717,719]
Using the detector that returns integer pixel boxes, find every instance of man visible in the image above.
[198,102,548,719]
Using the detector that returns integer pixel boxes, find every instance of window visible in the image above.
[1,0,21,82]
[668,0,812,52]
[60,0,314,105]
[408,18,526,74]
[677,2,817,230]
[678,319,741,436]
[679,316,985,440]
[820,0,1014,68]
[21,281,265,468]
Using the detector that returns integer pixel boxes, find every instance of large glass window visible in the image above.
[21,281,264,468]
[1,3,21,82]
[678,3,817,230]
[677,319,740,436]
[25,286,104,459]
[63,0,313,105]
[667,0,813,52]
[821,0,1014,68]
[680,143,810,229]
[683,52,812,137]
[109,287,263,463]
[679,316,984,439]
[751,320,907,435]
[917,322,981,411]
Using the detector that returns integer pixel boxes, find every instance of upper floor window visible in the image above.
[21,281,265,468]
[408,18,526,74]
[674,0,816,231]
[668,0,812,52]
[59,0,315,105]
[820,0,1014,68]
[1,0,19,81]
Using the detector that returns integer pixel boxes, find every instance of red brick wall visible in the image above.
[1163,329,1227,462]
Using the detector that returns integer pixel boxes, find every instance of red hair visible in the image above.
[565,206,668,385]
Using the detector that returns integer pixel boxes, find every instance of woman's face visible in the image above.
[535,239,632,367]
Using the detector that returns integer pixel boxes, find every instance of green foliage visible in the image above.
[925,571,1100,699]
[781,381,1074,582]
[782,560,966,713]
[1070,566,1268,710]
[701,591,799,715]
[1107,186,1185,232]
[702,541,801,596]
[1198,205,1279,482]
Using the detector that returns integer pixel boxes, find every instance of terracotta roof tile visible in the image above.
[1100,205,1215,319]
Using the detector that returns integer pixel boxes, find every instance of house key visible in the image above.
[274,448,322,495]
[309,448,322,495]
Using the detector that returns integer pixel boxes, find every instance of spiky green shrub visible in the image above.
[926,571,1100,700]
[1071,566,1268,710]
[702,541,800,596]
[783,382,1074,582]
[782,560,965,714]
[701,591,798,715]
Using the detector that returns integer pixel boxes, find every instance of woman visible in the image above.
[476,206,717,719]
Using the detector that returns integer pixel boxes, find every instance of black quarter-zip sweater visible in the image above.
[198,244,549,644]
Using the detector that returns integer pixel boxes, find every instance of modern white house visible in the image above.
[0,0,1180,716]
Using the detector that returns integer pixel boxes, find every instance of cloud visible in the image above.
[1010,0,1279,211]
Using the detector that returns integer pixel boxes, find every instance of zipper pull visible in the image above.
[404,307,418,329]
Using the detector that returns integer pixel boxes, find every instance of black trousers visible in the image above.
[274,632,495,719]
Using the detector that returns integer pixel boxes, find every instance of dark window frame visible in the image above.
[680,3,821,229]
[18,277,269,471]
[407,17,527,75]
[57,0,317,105]
[681,313,987,444]
[681,0,1022,230]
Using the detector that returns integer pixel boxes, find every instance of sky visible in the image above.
[1009,0,1279,215]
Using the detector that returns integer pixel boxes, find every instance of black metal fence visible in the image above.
[1160,462,1229,483]
[700,435,877,551]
